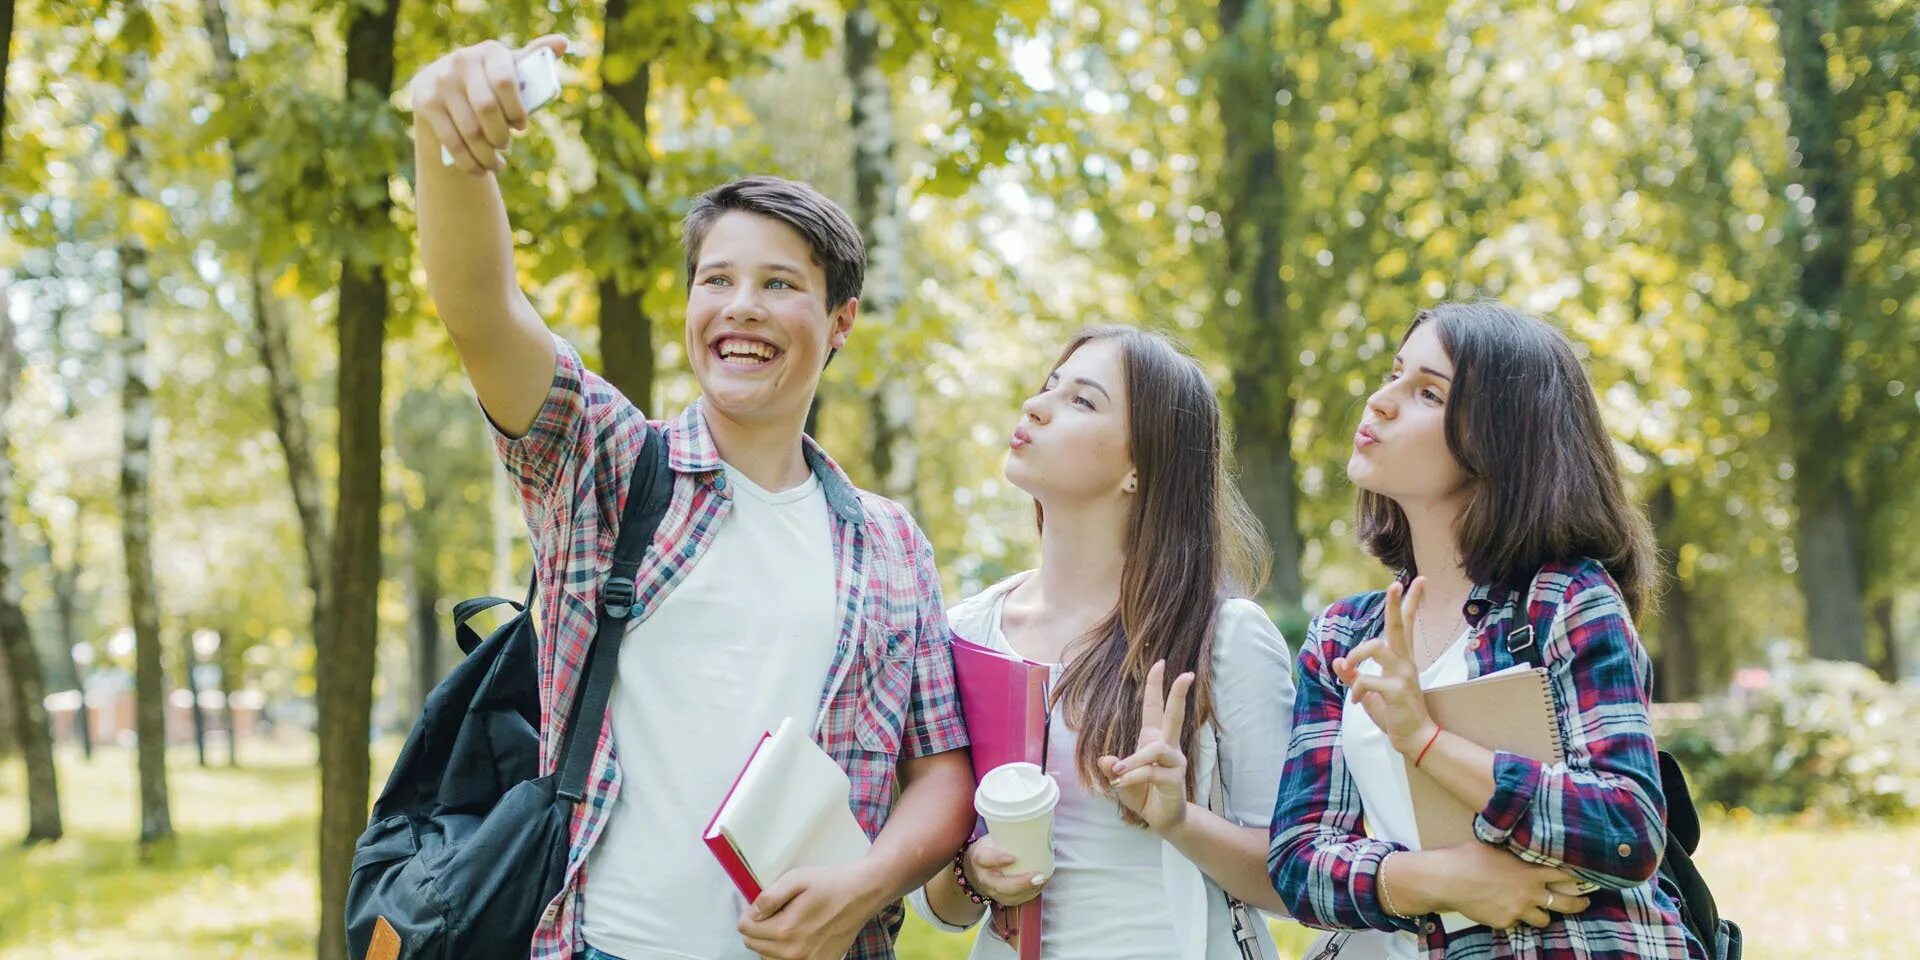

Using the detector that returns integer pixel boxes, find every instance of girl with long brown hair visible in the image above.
[908,326,1297,960]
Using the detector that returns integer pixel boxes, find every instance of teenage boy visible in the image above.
[408,34,975,960]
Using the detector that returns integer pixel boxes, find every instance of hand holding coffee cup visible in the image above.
[961,833,1048,907]
[1099,659,1195,835]
[973,761,1061,884]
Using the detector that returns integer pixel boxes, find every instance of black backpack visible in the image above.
[346,425,671,960]
[1504,587,1742,960]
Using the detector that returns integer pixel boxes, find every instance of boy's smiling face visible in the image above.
[685,211,856,428]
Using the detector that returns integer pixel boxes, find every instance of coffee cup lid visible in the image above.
[974,761,1060,820]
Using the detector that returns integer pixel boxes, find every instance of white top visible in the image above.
[1025,590,1180,960]
[907,572,1296,960]
[582,464,840,960]
[1336,627,1475,960]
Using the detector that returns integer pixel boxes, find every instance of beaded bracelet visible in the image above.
[952,848,996,906]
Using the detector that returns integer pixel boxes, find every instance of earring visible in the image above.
[1124,478,1137,493]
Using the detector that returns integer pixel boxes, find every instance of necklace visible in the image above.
[1413,601,1468,667]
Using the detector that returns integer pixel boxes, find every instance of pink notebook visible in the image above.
[950,636,1051,960]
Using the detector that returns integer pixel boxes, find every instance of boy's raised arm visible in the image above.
[410,36,570,437]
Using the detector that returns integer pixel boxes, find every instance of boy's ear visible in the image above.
[829,296,859,349]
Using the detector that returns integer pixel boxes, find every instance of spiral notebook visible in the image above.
[1405,665,1564,850]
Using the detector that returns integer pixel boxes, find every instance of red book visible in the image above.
[703,717,871,903]
[950,636,1051,960]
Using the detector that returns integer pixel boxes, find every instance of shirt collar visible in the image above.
[1464,570,1534,625]
[667,399,866,524]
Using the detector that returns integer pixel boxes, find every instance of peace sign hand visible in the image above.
[1334,577,1439,755]
[1098,660,1195,836]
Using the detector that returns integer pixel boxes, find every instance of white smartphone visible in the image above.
[440,46,562,167]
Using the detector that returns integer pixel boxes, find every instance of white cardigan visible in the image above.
[906,572,1297,960]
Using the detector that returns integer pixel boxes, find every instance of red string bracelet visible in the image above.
[1414,725,1443,768]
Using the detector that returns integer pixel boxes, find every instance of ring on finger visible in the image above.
[1546,891,1556,912]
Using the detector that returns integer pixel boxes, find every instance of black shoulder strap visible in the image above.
[556,424,675,802]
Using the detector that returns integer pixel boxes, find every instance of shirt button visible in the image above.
[1617,843,1633,857]
[1468,636,1482,650]
[1465,601,1486,618]
[1421,920,1437,934]
[713,474,727,491]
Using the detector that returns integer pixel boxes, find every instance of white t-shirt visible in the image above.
[1337,627,1475,960]
[581,463,840,960]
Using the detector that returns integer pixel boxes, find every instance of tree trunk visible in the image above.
[48,297,94,760]
[201,0,332,653]
[844,2,919,515]
[408,524,443,715]
[180,625,208,768]
[1869,595,1898,683]
[318,3,397,958]
[1647,479,1701,700]
[595,0,655,411]
[0,654,13,758]
[253,279,332,647]
[53,520,91,759]
[114,3,173,847]
[1216,0,1302,610]
[1773,0,1868,664]
[218,630,240,767]
[1,0,14,169]
[0,306,63,844]
[1793,481,1868,662]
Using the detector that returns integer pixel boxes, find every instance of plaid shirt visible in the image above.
[492,335,970,960]
[1268,558,1706,959]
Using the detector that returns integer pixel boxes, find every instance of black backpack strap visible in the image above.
[452,596,524,655]
[556,424,675,802]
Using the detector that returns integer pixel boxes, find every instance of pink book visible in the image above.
[950,636,1050,960]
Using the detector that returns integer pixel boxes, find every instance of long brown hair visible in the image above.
[1041,326,1271,819]
[1355,302,1658,617]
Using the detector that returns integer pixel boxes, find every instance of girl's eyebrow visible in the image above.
[1392,355,1452,382]
[1070,377,1112,401]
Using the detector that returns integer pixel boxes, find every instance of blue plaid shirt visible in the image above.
[1269,558,1706,959]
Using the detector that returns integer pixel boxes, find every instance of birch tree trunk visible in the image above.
[844,2,920,515]
[114,0,173,847]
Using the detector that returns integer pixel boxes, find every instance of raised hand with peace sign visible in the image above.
[1097,659,1197,834]
[1333,576,1441,756]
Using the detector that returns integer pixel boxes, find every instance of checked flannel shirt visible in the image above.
[1268,558,1707,959]
[491,335,970,960]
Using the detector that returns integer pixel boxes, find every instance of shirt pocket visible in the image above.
[852,616,915,756]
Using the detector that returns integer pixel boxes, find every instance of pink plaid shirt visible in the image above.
[492,335,969,960]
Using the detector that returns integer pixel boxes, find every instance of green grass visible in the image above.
[2,739,1914,958]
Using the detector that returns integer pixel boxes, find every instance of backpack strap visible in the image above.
[1204,724,1263,960]
[556,424,675,802]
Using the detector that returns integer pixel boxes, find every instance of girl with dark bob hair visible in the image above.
[1268,302,1704,960]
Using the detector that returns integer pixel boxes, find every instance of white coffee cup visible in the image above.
[973,762,1060,876]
